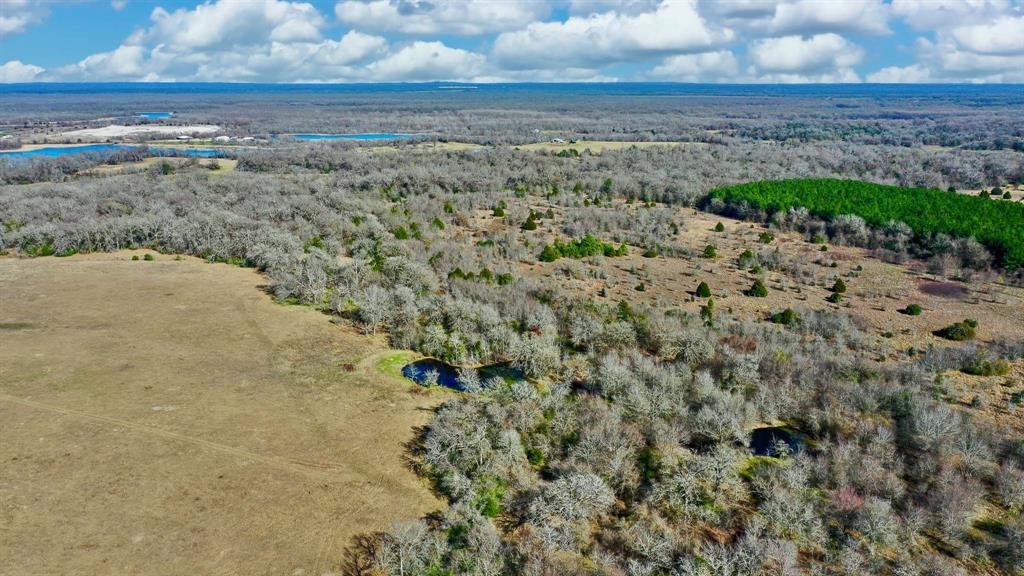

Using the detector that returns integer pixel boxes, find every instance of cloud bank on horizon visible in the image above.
[0,0,1022,83]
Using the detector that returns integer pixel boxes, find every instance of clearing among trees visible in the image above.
[0,252,438,576]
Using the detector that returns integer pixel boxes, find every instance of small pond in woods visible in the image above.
[401,358,524,391]
[749,426,806,456]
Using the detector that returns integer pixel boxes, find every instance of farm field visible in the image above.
[0,252,439,576]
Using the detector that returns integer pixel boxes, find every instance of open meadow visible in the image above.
[0,252,438,576]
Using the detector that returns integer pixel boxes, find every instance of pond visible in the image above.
[291,133,416,141]
[0,144,225,159]
[401,358,524,392]
[139,112,174,119]
[749,426,805,457]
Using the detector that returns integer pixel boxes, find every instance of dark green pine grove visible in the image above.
[708,179,1024,270]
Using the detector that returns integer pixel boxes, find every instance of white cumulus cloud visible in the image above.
[335,0,548,35]
[0,60,45,83]
[145,0,325,50]
[951,15,1024,55]
[493,0,733,70]
[364,41,486,81]
[650,51,739,81]
[763,0,890,35]
[7,0,1023,83]
[57,45,148,80]
[891,0,1012,30]
[0,0,49,37]
[867,63,933,82]
[887,1,1024,82]
[704,0,889,36]
[749,33,863,74]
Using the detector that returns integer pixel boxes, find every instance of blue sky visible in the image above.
[1,0,1022,83]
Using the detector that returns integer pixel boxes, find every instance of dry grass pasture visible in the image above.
[0,252,439,576]
[87,157,238,176]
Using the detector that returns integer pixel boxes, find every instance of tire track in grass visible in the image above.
[0,392,358,483]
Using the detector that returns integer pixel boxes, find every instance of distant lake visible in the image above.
[139,112,173,119]
[291,133,415,141]
[0,144,224,159]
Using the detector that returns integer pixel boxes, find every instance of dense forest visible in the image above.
[3,84,1024,150]
[707,179,1024,271]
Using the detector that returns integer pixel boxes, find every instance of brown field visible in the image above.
[88,157,238,176]
[0,252,439,576]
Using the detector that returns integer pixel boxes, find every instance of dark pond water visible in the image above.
[918,280,969,299]
[749,426,805,456]
[292,133,415,140]
[401,358,523,391]
[0,144,225,159]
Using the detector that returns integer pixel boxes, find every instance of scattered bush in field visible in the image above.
[703,244,718,258]
[746,279,768,297]
[714,222,725,232]
[831,278,847,293]
[770,308,798,326]
[826,292,842,304]
[539,234,626,262]
[962,357,1010,377]
[700,298,715,322]
[131,255,140,261]
[759,231,775,243]
[143,253,155,261]
[737,249,756,269]
[696,281,711,298]
[521,212,539,231]
[935,319,978,341]
[24,243,55,256]
[902,304,923,316]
